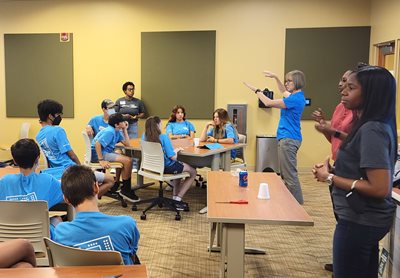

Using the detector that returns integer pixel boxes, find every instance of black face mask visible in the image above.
[52,114,62,126]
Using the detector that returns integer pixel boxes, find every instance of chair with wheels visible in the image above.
[0,201,50,266]
[230,133,247,170]
[43,237,124,267]
[134,141,190,221]
[81,131,127,207]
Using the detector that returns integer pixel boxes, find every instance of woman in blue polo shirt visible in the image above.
[166,105,196,139]
[244,70,306,204]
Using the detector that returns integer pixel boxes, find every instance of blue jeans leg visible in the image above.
[127,122,139,169]
[333,219,391,278]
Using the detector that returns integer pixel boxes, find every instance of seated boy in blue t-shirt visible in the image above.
[86,99,116,138]
[35,99,114,197]
[91,112,140,203]
[0,138,64,237]
[54,165,140,265]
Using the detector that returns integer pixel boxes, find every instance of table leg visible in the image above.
[199,154,221,214]
[222,151,231,171]
[220,223,244,278]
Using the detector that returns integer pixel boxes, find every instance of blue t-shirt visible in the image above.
[36,125,76,169]
[0,172,63,208]
[142,133,176,167]
[0,172,64,239]
[91,125,124,156]
[88,115,108,136]
[54,211,140,265]
[166,121,196,137]
[277,91,306,141]
[207,123,239,158]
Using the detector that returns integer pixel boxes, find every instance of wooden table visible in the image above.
[0,265,148,278]
[0,166,21,177]
[207,171,314,278]
[125,138,245,172]
[124,138,246,214]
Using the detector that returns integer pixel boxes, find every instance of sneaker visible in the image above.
[110,168,116,174]
[119,191,140,203]
[175,201,189,211]
[110,182,120,193]
[104,191,120,199]
[324,263,333,272]
[131,168,138,173]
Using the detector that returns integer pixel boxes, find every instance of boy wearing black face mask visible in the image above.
[85,99,116,138]
[36,99,114,198]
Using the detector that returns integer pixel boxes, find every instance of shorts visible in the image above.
[164,160,184,174]
[94,171,105,184]
[91,150,120,163]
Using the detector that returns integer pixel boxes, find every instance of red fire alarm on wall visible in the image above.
[60,33,70,42]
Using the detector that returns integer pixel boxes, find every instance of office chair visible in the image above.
[0,201,50,266]
[43,237,124,267]
[133,141,190,221]
[230,133,247,170]
[81,131,128,206]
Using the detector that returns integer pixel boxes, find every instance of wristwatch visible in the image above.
[325,173,334,185]
[333,130,341,138]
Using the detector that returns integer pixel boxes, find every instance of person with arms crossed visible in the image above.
[54,165,140,265]
[244,70,306,204]
[313,66,397,278]
[0,239,36,268]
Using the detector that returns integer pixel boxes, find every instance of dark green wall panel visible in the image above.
[141,31,215,119]
[285,27,370,120]
[5,33,74,117]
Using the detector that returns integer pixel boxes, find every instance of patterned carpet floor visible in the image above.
[99,172,335,278]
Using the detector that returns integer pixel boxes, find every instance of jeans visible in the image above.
[127,122,138,139]
[333,219,391,278]
[127,122,139,169]
[278,138,303,204]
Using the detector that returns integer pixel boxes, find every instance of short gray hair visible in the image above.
[286,70,306,90]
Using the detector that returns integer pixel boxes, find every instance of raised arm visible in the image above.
[243,82,286,109]
[263,71,291,98]
[200,122,214,142]
[120,122,131,147]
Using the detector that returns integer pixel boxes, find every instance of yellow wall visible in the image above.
[0,0,373,169]
[370,0,400,126]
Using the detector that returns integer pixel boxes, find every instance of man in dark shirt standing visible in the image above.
[115,81,146,171]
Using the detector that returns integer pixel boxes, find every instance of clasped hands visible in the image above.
[312,157,332,182]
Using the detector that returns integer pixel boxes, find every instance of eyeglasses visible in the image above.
[285,79,293,83]
[126,88,134,92]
